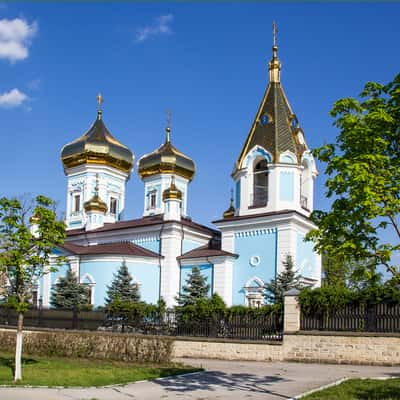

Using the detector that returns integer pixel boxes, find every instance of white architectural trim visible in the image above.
[178,255,237,266]
[80,273,96,305]
[80,255,160,264]
[245,276,265,288]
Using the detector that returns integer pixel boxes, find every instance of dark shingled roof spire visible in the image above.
[233,22,307,174]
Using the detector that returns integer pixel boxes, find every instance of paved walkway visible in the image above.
[1,359,400,400]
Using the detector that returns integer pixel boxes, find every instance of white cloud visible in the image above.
[0,88,28,108]
[136,14,173,43]
[0,18,37,62]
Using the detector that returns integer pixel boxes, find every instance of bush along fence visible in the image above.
[0,304,284,342]
[299,286,400,333]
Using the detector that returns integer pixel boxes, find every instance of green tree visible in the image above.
[177,266,210,307]
[106,261,140,304]
[307,74,400,282]
[321,252,348,288]
[264,255,302,304]
[0,195,65,381]
[51,267,90,309]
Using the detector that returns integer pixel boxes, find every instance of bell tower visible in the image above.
[230,23,317,218]
[215,23,321,306]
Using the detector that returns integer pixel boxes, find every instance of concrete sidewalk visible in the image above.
[1,359,400,400]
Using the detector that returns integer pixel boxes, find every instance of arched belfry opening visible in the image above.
[252,159,268,207]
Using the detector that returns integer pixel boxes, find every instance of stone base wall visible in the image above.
[284,333,400,366]
[173,333,400,365]
[173,339,283,361]
[2,327,400,366]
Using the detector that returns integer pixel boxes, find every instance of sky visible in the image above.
[0,2,399,241]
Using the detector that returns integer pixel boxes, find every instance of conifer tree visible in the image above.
[51,267,89,309]
[264,255,303,304]
[178,266,210,307]
[106,261,140,304]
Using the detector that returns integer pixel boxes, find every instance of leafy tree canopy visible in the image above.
[307,74,400,282]
[0,195,66,312]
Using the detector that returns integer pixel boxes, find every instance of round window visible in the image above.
[249,255,261,267]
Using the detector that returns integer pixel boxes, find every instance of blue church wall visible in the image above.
[131,239,160,254]
[280,171,294,201]
[182,239,203,254]
[232,229,277,305]
[50,263,70,290]
[296,232,318,279]
[179,264,213,296]
[80,260,160,306]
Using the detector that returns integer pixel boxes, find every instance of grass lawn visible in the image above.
[302,378,400,400]
[0,353,200,387]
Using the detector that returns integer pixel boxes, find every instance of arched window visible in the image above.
[300,160,311,210]
[244,276,265,308]
[252,159,268,207]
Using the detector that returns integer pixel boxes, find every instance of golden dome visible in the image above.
[163,176,182,201]
[61,99,134,175]
[84,194,107,214]
[138,127,195,181]
[84,174,107,213]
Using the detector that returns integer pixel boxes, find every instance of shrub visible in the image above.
[299,284,400,315]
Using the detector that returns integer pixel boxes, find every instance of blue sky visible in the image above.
[0,2,399,236]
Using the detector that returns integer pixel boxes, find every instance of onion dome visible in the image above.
[61,94,134,175]
[163,176,182,201]
[223,190,235,219]
[84,175,107,214]
[138,124,195,181]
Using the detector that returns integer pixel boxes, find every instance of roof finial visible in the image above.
[223,188,235,218]
[268,21,281,83]
[97,93,103,120]
[165,109,171,143]
[272,21,277,48]
[94,173,100,195]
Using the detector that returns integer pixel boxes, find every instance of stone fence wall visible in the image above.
[1,292,399,366]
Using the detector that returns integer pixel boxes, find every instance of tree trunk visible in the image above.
[14,312,24,382]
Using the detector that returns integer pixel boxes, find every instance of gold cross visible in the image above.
[272,21,278,46]
[97,93,103,112]
[166,110,171,129]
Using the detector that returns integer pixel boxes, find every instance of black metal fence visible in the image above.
[301,303,400,333]
[0,307,283,341]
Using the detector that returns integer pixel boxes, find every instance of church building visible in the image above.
[37,31,321,308]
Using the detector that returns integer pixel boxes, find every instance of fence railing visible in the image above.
[301,303,400,333]
[0,307,283,341]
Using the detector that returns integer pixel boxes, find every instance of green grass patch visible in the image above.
[0,353,200,387]
[302,378,400,400]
